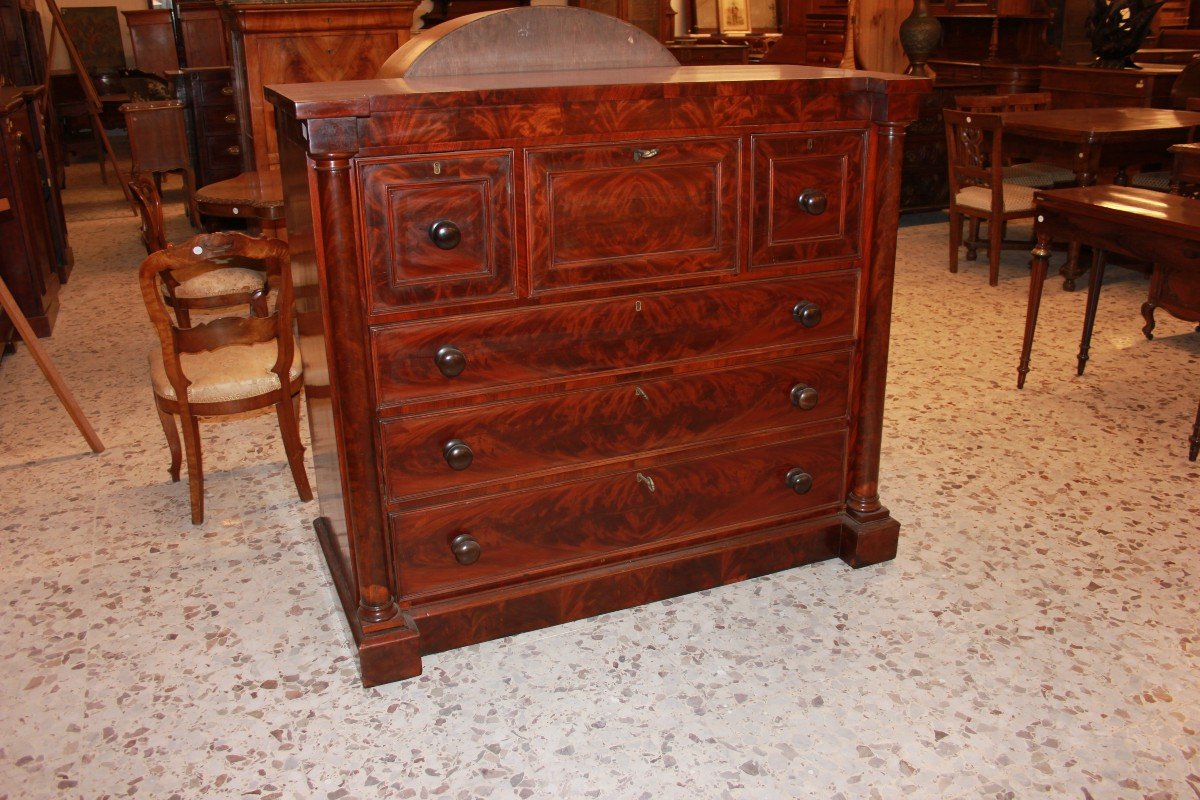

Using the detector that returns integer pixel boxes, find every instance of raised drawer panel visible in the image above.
[526,137,740,291]
[390,430,848,600]
[751,131,865,270]
[372,272,858,406]
[381,350,851,502]
[360,151,516,310]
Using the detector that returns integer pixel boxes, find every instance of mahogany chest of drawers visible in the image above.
[176,67,241,188]
[269,12,925,686]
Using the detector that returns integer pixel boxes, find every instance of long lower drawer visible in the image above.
[390,429,847,601]
[381,349,851,503]
[371,271,858,407]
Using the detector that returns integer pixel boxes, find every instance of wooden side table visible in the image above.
[1018,184,1200,460]
[120,99,200,227]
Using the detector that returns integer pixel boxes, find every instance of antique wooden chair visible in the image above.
[944,108,1038,286]
[954,93,1077,189]
[140,232,312,524]
[130,176,268,327]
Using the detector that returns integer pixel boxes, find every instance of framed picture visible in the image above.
[717,0,751,34]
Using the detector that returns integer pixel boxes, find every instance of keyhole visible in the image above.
[433,161,442,175]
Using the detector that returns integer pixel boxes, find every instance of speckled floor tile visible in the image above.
[0,162,1197,800]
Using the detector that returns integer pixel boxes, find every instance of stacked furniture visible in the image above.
[268,6,926,686]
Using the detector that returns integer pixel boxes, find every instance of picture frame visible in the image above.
[717,0,751,34]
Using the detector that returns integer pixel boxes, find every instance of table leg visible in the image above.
[1059,162,1098,292]
[1077,248,1107,376]
[1018,230,1052,389]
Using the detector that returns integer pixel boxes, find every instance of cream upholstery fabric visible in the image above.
[956,183,1035,213]
[149,337,302,404]
[1131,171,1172,192]
[1003,162,1077,189]
[165,266,265,300]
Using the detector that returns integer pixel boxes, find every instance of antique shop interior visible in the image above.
[1,0,1198,796]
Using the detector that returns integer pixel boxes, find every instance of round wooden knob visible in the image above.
[792,301,823,328]
[434,345,466,377]
[443,439,474,470]
[429,219,461,250]
[797,188,828,216]
[790,383,819,410]
[786,467,813,495]
[449,532,480,565]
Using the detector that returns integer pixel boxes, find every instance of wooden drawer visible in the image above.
[805,32,845,54]
[372,272,858,406]
[359,151,516,310]
[750,131,865,270]
[380,350,852,502]
[201,133,242,168]
[190,75,235,107]
[390,429,848,600]
[526,136,740,292]
[197,104,239,134]
[807,15,847,32]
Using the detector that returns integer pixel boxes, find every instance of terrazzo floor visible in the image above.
[1,158,1198,800]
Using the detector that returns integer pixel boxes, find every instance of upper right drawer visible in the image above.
[750,130,865,272]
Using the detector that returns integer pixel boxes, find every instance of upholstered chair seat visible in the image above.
[149,337,302,404]
[955,183,1036,213]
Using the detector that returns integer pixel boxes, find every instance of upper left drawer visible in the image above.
[359,151,516,312]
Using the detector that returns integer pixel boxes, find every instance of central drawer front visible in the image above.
[381,350,852,502]
[390,430,848,600]
[526,137,741,291]
[372,272,857,406]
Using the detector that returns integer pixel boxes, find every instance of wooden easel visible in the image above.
[41,0,132,204]
[0,200,104,454]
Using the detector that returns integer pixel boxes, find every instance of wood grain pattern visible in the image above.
[390,430,848,600]
[371,272,858,406]
[527,136,740,290]
[381,350,852,503]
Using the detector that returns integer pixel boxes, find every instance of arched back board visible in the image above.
[376,6,679,79]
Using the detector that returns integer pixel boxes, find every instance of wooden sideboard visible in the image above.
[269,7,926,685]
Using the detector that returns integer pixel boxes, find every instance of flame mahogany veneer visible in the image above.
[269,59,927,685]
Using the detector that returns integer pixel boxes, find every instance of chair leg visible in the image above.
[155,402,182,483]
[1190,399,1200,461]
[988,216,1003,286]
[966,218,980,261]
[275,390,313,502]
[181,168,201,229]
[179,410,205,525]
[949,210,962,274]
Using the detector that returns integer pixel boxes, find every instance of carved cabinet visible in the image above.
[269,8,925,686]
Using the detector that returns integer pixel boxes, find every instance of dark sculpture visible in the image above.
[1086,0,1165,69]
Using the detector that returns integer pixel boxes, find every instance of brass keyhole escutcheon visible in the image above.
[636,472,656,493]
